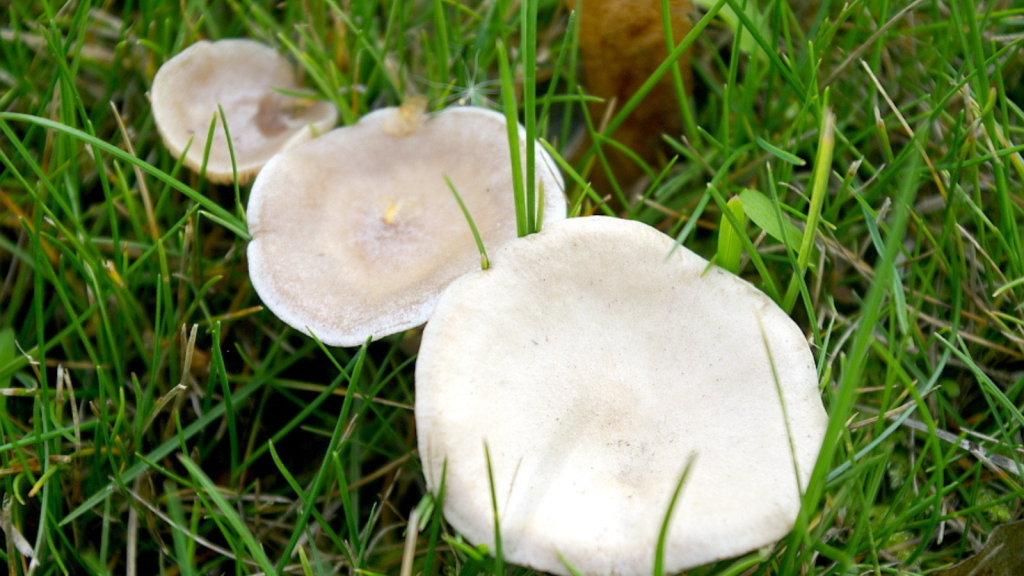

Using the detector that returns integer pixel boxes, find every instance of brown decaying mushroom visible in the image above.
[247,105,566,347]
[416,216,828,576]
[151,38,337,184]
[571,0,695,195]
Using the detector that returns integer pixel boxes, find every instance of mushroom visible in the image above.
[150,38,337,184]
[246,104,566,347]
[572,0,695,195]
[415,216,828,576]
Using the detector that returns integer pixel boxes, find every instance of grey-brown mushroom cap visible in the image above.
[416,216,828,576]
[246,105,567,347]
[151,39,337,184]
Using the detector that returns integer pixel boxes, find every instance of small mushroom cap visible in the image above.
[416,216,828,576]
[247,106,566,347]
[151,39,337,184]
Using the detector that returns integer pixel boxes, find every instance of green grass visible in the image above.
[1,0,1023,575]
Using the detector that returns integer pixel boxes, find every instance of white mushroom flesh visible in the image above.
[415,216,828,576]
[247,106,567,347]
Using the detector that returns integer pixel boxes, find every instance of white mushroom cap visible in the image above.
[151,39,337,184]
[416,216,828,576]
[246,105,566,347]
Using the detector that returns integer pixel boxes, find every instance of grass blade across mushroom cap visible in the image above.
[246,104,567,347]
[415,216,828,576]
[150,38,338,184]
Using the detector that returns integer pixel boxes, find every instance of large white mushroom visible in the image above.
[151,38,337,184]
[246,105,566,347]
[416,216,828,576]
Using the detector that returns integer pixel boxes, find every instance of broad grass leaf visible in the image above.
[738,188,804,253]
[717,195,747,274]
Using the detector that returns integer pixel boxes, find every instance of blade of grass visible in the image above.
[496,39,527,238]
[784,151,921,572]
[652,455,696,576]
[484,443,504,576]
[782,107,834,313]
[445,175,490,270]
[274,344,369,573]
[61,375,265,526]
[0,114,249,239]
[178,454,276,575]
[521,0,538,233]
